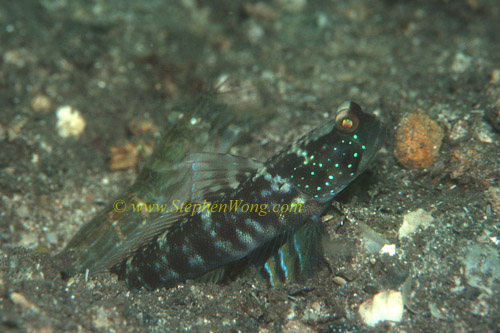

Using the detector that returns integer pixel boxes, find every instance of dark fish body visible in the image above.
[113,168,325,289]
[64,100,385,290]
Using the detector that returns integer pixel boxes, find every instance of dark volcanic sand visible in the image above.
[1,0,499,331]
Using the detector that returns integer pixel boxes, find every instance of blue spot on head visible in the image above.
[317,186,321,191]
[311,171,315,175]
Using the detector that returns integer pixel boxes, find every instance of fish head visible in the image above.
[286,101,386,200]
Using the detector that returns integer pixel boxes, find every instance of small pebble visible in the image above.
[110,144,139,171]
[488,187,500,215]
[379,244,396,256]
[448,119,469,144]
[7,116,28,142]
[10,292,39,313]
[56,105,86,138]
[399,208,434,239]
[358,290,403,327]
[243,2,277,20]
[489,69,500,84]
[394,112,444,169]
[332,276,347,286]
[246,21,265,44]
[474,124,494,143]
[451,52,472,74]
[128,120,157,136]
[31,94,51,113]
[275,0,307,13]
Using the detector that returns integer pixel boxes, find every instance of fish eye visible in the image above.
[335,109,359,133]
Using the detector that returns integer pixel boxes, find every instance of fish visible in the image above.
[64,99,386,290]
[63,92,243,273]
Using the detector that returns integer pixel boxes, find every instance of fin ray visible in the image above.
[258,220,325,285]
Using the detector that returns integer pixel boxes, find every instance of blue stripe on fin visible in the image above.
[258,220,325,285]
[278,248,288,279]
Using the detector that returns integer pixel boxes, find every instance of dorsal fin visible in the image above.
[126,153,263,247]
[186,152,263,202]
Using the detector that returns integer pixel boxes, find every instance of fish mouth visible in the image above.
[358,123,387,172]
